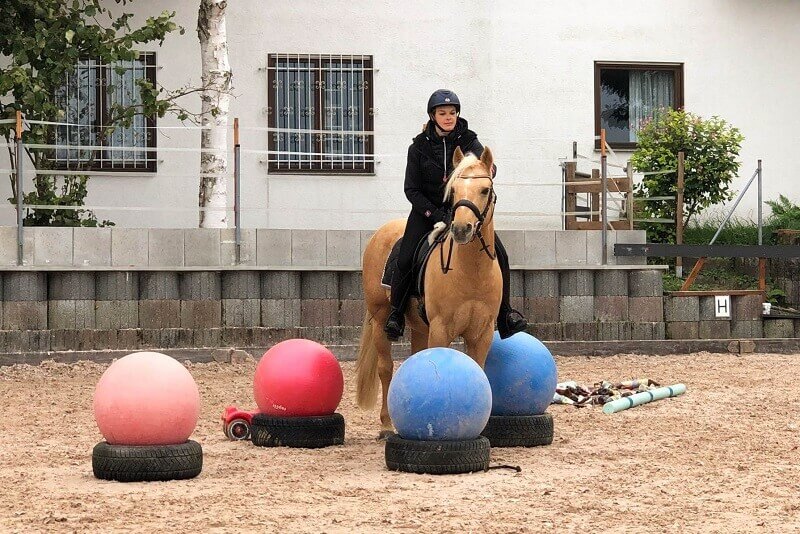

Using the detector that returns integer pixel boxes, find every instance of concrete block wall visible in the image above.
[523,269,665,341]
[0,227,647,268]
[664,294,765,340]
[2,267,799,355]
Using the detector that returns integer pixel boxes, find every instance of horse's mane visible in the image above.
[443,153,481,202]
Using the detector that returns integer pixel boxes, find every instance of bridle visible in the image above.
[439,174,497,273]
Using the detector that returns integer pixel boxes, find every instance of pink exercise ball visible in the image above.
[93,351,200,446]
[254,339,344,417]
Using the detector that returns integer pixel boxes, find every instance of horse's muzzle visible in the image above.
[451,222,474,244]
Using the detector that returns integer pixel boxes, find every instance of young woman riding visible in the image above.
[384,89,527,341]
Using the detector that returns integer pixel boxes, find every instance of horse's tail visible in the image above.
[355,311,379,409]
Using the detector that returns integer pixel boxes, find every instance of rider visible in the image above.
[384,89,528,341]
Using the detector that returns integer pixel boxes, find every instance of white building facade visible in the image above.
[2,0,798,230]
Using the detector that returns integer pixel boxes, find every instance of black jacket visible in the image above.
[404,117,488,223]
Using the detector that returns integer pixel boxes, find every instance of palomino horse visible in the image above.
[356,146,502,438]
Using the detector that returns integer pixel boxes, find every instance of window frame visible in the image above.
[54,52,158,173]
[267,54,374,175]
[594,61,684,150]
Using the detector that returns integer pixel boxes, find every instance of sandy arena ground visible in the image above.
[1,352,799,533]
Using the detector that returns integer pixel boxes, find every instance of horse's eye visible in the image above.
[481,188,490,195]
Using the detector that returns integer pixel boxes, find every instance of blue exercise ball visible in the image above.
[484,331,558,416]
[388,347,492,441]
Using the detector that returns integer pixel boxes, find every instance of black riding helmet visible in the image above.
[427,89,461,114]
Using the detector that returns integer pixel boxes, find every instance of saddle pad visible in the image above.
[381,234,439,297]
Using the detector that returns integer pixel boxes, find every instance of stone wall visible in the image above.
[0,267,665,354]
[0,227,646,268]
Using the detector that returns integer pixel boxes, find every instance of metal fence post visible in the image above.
[15,110,24,266]
[676,151,685,277]
[233,117,241,264]
[757,159,763,246]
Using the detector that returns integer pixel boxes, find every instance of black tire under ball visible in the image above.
[92,440,203,482]
[250,413,345,448]
[385,434,491,475]
[481,413,554,447]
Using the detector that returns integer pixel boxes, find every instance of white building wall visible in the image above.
[2,0,798,229]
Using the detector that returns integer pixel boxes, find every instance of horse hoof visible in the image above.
[377,430,395,441]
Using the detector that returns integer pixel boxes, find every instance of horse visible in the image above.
[355,146,502,438]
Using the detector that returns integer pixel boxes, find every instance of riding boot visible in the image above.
[384,269,414,341]
[495,237,528,340]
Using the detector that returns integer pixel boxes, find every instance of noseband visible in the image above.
[440,174,497,273]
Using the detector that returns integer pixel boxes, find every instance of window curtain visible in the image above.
[55,60,98,165]
[628,70,674,142]
[107,58,148,167]
[323,60,364,166]
[276,58,314,167]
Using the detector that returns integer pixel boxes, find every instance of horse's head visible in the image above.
[443,146,495,245]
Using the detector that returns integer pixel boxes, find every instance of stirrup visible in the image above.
[384,310,405,341]
[498,309,527,340]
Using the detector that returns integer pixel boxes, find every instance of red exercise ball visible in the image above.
[253,339,344,417]
[93,351,200,446]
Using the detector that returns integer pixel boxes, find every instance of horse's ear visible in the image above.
[480,146,494,173]
[453,146,464,168]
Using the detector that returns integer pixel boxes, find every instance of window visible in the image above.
[594,62,683,149]
[54,53,157,172]
[267,54,374,174]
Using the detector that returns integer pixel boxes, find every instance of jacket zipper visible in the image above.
[442,137,447,182]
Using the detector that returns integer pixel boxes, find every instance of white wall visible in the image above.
[1,0,798,229]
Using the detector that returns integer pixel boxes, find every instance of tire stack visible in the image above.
[251,339,346,449]
[481,332,558,447]
[92,351,203,482]
[385,347,493,475]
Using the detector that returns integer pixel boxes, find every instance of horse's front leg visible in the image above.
[427,317,456,348]
[464,328,496,369]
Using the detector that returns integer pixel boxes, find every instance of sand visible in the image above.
[1,352,798,533]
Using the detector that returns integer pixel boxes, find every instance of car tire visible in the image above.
[251,413,345,448]
[92,440,203,482]
[384,434,491,475]
[480,413,554,447]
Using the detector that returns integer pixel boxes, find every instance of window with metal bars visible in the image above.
[53,52,157,172]
[267,54,374,174]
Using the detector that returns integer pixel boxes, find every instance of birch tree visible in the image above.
[197,0,232,228]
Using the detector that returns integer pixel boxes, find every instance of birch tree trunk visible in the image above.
[197,0,232,228]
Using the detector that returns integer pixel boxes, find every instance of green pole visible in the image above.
[602,383,687,414]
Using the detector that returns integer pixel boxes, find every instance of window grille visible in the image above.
[267,54,374,174]
[54,53,157,172]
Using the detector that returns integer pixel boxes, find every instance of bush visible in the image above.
[630,109,744,243]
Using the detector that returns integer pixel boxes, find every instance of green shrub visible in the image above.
[630,109,744,243]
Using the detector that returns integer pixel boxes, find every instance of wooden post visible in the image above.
[591,169,600,221]
[680,257,706,291]
[565,161,577,229]
[626,163,634,230]
[676,151,685,278]
[600,129,608,265]
[758,257,767,292]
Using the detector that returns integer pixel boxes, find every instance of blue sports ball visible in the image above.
[484,332,558,415]
[387,347,492,441]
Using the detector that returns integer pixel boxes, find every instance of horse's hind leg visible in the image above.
[373,313,395,440]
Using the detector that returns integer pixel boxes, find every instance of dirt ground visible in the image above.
[1,352,799,533]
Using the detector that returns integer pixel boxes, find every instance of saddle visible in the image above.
[381,230,446,325]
